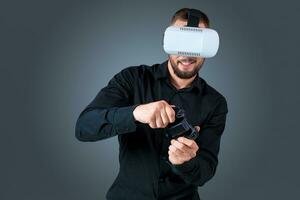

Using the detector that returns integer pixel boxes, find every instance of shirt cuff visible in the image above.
[169,156,198,174]
[113,105,139,134]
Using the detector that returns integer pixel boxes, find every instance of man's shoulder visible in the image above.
[201,79,225,99]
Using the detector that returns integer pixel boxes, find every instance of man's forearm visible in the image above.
[75,105,137,142]
[170,148,218,186]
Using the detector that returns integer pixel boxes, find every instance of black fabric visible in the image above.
[75,60,228,200]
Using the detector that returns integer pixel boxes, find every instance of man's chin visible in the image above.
[174,68,197,79]
[169,59,201,79]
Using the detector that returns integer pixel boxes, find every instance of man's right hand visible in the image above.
[133,100,175,128]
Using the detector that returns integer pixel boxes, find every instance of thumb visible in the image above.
[194,126,200,132]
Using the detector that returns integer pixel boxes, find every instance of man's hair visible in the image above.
[170,8,210,28]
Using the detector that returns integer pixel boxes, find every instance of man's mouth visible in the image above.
[178,60,196,67]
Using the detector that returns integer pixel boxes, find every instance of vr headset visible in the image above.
[163,9,219,58]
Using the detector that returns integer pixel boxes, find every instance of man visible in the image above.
[75,8,228,200]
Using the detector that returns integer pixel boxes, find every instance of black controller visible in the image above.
[166,107,199,140]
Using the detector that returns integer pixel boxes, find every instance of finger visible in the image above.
[169,144,181,155]
[148,114,157,128]
[160,108,169,127]
[168,150,181,164]
[169,144,191,160]
[173,139,196,158]
[165,105,175,123]
[149,121,157,128]
[177,137,197,148]
[172,139,190,153]
[195,126,200,132]
[155,113,164,128]
[168,150,174,158]
[168,150,184,161]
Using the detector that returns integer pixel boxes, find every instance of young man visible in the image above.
[75,8,228,200]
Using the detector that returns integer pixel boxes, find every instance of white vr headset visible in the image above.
[163,9,219,58]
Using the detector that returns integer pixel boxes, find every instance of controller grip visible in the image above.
[166,107,199,140]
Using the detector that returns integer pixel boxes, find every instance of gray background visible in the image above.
[1,0,300,199]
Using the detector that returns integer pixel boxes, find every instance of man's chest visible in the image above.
[131,79,208,128]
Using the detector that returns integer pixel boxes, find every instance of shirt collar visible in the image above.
[153,60,204,92]
[153,60,169,80]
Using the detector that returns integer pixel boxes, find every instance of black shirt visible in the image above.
[75,60,228,200]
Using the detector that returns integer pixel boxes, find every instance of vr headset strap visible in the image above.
[187,9,201,27]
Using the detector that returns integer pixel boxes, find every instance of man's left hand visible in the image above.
[168,136,199,165]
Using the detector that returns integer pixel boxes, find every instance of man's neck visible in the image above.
[167,60,196,90]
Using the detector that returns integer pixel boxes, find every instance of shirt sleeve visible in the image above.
[169,96,228,186]
[75,68,138,142]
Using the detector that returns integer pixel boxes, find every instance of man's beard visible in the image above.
[169,57,204,79]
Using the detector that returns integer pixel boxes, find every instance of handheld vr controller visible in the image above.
[166,107,199,140]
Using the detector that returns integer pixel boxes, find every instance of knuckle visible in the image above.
[149,115,156,122]
[160,100,167,104]
[157,122,163,128]
[157,101,165,108]
[149,122,156,128]
[170,113,175,122]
